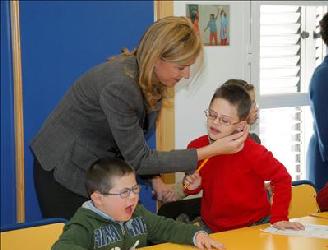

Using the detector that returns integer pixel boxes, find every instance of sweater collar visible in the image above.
[82,200,115,221]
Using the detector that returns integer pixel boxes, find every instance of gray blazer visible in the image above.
[31,56,197,196]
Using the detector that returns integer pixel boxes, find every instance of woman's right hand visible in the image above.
[197,125,249,160]
[213,125,249,154]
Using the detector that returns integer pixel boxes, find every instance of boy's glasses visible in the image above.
[204,109,240,126]
[102,184,140,199]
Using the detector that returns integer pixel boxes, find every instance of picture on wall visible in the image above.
[186,4,230,46]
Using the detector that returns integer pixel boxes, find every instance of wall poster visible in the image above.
[186,4,230,46]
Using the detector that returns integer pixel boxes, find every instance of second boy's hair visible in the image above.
[85,158,134,197]
[210,81,251,120]
[223,79,254,92]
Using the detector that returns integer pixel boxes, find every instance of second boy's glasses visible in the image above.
[103,184,140,199]
[204,109,240,126]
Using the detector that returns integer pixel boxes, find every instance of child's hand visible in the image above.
[195,232,225,250]
[272,221,305,230]
[184,172,202,190]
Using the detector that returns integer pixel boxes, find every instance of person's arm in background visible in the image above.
[215,8,220,20]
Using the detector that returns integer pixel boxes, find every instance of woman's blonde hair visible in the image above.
[136,16,203,110]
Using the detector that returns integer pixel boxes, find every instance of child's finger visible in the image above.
[295,222,305,230]
[184,176,193,184]
[197,241,205,250]
[289,222,305,230]
[187,173,199,183]
[191,172,201,182]
[189,175,198,182]
[210,240,226,250]
[193,172,200,178]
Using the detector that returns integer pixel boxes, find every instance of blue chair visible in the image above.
[1,218,66,250]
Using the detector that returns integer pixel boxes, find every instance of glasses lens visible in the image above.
[205,109,217,120]
[205,109,235,126]
[120,185,140,198]
[120,189,130,199]
[132,185,140,194]
[220,116,232,126]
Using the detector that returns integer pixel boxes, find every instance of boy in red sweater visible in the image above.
[183,80,304,232]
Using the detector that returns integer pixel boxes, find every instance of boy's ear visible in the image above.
[91,191,103,206]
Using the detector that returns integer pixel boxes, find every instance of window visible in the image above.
[252,3,327,180]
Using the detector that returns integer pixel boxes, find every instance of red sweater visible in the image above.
[185,136,292,232]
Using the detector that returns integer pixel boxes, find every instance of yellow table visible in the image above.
[311,212,328,220]
[140,216,328,250]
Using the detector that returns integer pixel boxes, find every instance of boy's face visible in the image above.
[207,98,246,141]
[248,89,258,125]
[92,173,139,222]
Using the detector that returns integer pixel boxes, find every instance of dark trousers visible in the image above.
[34,158,88,220]
[157,197,201,221]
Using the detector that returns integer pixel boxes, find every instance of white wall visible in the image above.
[174,1,251,149]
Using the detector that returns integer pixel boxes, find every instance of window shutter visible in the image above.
[260,5,301,95]
[259,5,303,180]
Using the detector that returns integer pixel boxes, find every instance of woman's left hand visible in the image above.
[272,221,305,230]
[151,176,178,203]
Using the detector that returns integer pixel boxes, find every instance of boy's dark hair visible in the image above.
[85,158,134,197]
[320,12,328,46]
[210,80,251,120]
[223,78,254,92]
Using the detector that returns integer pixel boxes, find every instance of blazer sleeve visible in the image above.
[99,80,198,175]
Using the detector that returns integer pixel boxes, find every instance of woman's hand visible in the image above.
[184,172,202,191]
[197,125,249,160]
[151,176,178,203]
[213,125,249,154]
[272,221,305,230]
[195,231,225,250]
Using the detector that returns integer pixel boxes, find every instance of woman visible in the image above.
[31,16,248,219]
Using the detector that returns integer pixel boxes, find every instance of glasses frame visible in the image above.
[102,184,140,199]
[204,109,240,126]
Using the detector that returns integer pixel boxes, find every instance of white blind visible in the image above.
[260,5,301,95]
[259,5,303,180]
